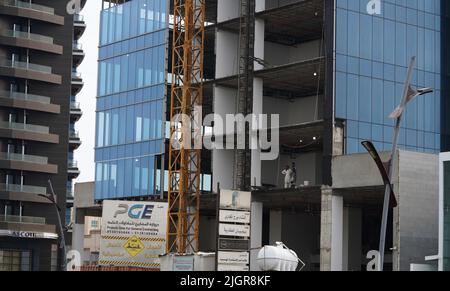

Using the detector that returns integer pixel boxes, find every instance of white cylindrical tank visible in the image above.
[256,242,299,271]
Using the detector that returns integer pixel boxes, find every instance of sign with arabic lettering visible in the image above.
[218,251,249,264]
[99,200,168,269]
[219,223,250,237]
[219,210,251,224]
[216,189,252,271]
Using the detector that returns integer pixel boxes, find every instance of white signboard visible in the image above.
[173,256,194,271]
[219,223,250,237]
[219,210,251,224]
[220,190,251,210]
[99,200,168,269]
[218,264,249,271]
[218,251,249,265]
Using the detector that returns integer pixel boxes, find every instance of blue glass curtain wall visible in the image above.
[335,0,442,154]
[95,0,167,199]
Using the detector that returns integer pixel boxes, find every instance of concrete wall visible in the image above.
[263,95,321,127]
[281,212,321,270]
[395,151,439,271]
[215,30,239,78]
[331,150,439,271]
[74,182,95,209]
[264,40,321,67]
[332,151,395,189]
[199,215,217,252]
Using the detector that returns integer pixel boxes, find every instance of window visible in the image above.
[0,250,32,271]
[91,220,99,229]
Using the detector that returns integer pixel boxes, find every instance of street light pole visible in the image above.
[39,180,67,271]
[377,56,433,271]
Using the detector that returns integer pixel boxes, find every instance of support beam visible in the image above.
[320,186,344,271]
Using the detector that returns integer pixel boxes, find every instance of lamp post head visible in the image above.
[416,87,433,96]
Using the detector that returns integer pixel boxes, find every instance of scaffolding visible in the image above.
[234,0,255,191]
[166,0,205,254]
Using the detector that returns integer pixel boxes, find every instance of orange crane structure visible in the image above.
[166,0,205,254]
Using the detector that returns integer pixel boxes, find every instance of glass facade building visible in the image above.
[335,0,442,154]
[95,0,167,199]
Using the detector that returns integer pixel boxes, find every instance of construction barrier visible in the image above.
[79,265,158,272]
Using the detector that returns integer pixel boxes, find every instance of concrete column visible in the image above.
[343,207,362,271]
[269,210,282,244]
[331,195,344,271]
[72,209,86,264]
[320,187,344,271]
[250,202,263,271]
[251,16,265,188]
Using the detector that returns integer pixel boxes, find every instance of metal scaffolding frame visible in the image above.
[166,0,205,254]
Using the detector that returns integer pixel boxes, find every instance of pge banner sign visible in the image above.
[99,200,168,269]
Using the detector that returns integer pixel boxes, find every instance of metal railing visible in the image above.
[1,29,54,44]
[74,14,84,22]
[73,42,83,50]
[68,160,78,168]
[0,214,46,224]
[0,152,48,164]
[66,189,74,198]
[0,121,50,134]
[0,0,55,15]
[69,130,80,139]
[70,101,80,110]
[0,183,47,195]
[0,59,52,74]
[71,71,82,79]
[0,89,51,104]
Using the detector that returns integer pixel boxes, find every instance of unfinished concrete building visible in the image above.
[86,0,447,271]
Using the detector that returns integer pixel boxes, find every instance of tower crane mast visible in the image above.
[166,0,205,254]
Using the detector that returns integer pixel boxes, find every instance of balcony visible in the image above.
[2,29,53,44]
[72,42,85,67]
[0,121,59,143]
[0,29,62,54]
[0,58,61,84]
[0,0,64,25]
[0,183,46,195]
[66,189,74,207]
[0,0,54,14]
[0,120,48,133]
[0,152,58,173]
[70,101,82,121]
[69,130,81,149]
[73,14,86,40]
[0,213,57,236]
[0,90,60,113]
[1,58,51,73]
[71,70,84,94]
[0,152,48,164]
[68,160,80,178]
[0,183,53,204]
[0,214,46,225]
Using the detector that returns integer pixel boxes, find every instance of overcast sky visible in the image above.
[74,0,101,183]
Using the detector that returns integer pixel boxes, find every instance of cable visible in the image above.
[314,4,326,121]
